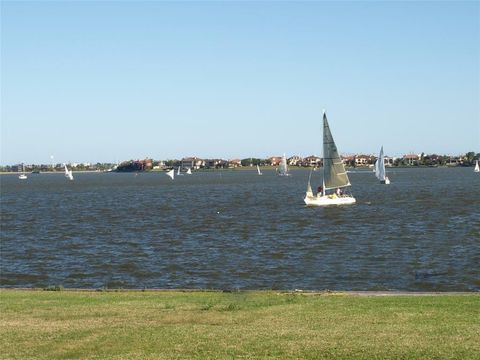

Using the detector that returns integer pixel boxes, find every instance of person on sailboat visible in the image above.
[336,188,343,196]
[317,185,323,194]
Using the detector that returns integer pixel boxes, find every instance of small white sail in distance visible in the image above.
[186,168,192,175]
[278,153,290,176]
[64,164,74,181]
[166,169,175,180]
[374,146,389,184]
[18,163,27,180]
[475,160,479,172]
[257,164,262,175]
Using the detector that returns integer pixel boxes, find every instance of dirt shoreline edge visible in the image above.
[1,288,477,296]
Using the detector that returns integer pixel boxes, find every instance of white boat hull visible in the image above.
[304,194,356,206]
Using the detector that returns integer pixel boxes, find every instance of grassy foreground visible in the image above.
[1,290,479,359]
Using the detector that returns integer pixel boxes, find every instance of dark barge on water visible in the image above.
[115,159,153,172]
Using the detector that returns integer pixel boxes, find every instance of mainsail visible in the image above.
[322,112,351,190]
[375,146,386,181]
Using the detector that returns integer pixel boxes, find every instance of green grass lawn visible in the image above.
[1,290,478,359]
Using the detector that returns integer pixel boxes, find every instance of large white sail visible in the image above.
[322,113,350,190]
[375,146,386,181]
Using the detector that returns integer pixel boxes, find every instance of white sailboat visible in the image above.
[18,163,27,180]
[304,111,356,206]
[277,153,290,176]
[374,146,390,184]
[64,164,74,181]
[475,160,479,173]
[166,169,175,180]
[177,166,184,176]
[186,168,192,175]
[257,164,262,175]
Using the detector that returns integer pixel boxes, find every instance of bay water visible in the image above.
[1,167,479,291]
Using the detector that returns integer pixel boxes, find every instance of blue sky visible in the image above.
[1,1,479,164]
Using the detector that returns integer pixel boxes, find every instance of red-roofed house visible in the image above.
[268,156,282,166]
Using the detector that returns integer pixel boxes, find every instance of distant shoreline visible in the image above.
[0,165,475,175]
[0,170,104,175]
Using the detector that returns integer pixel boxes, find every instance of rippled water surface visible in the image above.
[1,168,479,291]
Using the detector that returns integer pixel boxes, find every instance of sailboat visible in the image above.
[18,163,27,180]
[475,160,479,173]
[186,168,192,175]
[374,146,390,184]
[166,169,175,180]
[257,164,262,175]
[64,164,74,181]
[177,166,184,176]
[304,111,356,206]
[277,153,290,176]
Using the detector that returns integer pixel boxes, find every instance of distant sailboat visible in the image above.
[18,163,27,180]
[277,153,290,176]
[186,168,192,175]
[304,111,356,206]
[166,169,175,180]
[475,160,479,173]
[64,164,74,181]
[257,165,262,175]
[374,146,390,184]
[177,166,184,176]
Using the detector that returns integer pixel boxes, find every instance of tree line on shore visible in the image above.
[2,152,478,173]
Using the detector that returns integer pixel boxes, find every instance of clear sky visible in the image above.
[1,1,479,164]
